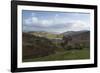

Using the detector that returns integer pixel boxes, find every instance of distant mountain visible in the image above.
[62,30,90,36]
[63,30,90,40]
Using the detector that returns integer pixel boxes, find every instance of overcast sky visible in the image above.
[22,10,90,33]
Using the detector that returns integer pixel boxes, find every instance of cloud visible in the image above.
[31,13,36,16]
[32,17,38,24]
[23,13,71,28]
[64,20,90,31]
[24,18,32,25]
[71,20,89,30]
[40,20,54,27]
[23,12,89,33]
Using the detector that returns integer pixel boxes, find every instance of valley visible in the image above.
[22,30,90,62]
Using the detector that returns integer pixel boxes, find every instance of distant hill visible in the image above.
[63,30,89,36]
[63,30,90,41]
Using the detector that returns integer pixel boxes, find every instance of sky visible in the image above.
[22,10,90,34]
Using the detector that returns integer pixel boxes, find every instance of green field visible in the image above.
[30,31,63,39]
[23,49,90,62]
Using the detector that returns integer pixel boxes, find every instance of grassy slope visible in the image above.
[30,32,63,39]
[23,49,90,62]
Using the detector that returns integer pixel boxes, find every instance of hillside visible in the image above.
[62,31,90,50]
[22,30,90,62]
[63,31,90,43]
[63,31,90,39]
[22,32,57,59]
